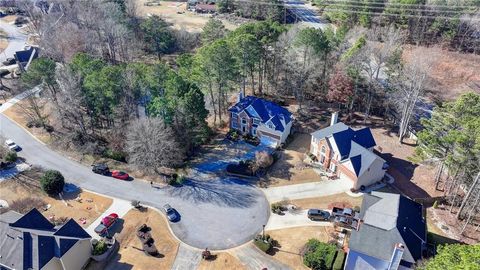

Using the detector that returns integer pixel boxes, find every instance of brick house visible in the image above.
[310,113,387,190]
[228,94,293,147]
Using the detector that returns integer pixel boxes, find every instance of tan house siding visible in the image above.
[59,239,92,270]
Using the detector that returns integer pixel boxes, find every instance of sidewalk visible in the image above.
[265,209,332,231]
[85,198,132,239]
[263,177,352,203]
[0,86,40,113]
[233,244,292,270]
[171,243,202,270]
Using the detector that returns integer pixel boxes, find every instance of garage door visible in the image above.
[260,136,278,148]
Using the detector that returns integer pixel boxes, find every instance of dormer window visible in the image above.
[253,118,260,125]
[268,123,275,129]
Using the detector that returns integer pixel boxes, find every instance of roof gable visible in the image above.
[54,219,91,239]
[350,155,362,176]
[10,208,54,231]
[353,128,376,149]
[332,128,354,160]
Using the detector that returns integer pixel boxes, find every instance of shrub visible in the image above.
[40,170,65,196]
[333,250,345,270]
[302,239,337,270]
[102,149,127,162]
[433,200,438,209]
[44,125,54,133]
[5,151,17,162]
[92,240,108,255]
[8,197,46,214]
[254,238,272,253]
[353,206,360,212]
[255,151,274,169]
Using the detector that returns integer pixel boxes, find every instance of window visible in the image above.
[330,162,336,173]
[241,118,247,124]
[253,118,260,125]
[320,145,327,164]
[252,127,257,136]
[321,146,326,154]
[267,122,275,129]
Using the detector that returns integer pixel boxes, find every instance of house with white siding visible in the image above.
[309,113,387,190]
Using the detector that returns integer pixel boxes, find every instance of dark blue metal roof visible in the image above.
[10,208,54,231]
[38,235,56,269]
[14,47,39,63]
[228,96,292,131]
[332,128,354,160]
[350,155,362,176]
[23,232,33,270]
[396,196,426,261]
[54,219,91,239]
[353,127,376,149]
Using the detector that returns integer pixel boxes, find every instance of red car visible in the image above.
[111,170,129,180]
[94,213,119,235]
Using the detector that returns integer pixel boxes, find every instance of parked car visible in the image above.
[2,57,15,66]
[163,204,178,221]
[5,139,19,151]
[92,163,109,175]
[307,209,331,221]
[94,213,119,236]
[111,170,129,180]
[332,207,353,217]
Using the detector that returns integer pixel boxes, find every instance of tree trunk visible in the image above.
[434,162,445,190]
[457,172,480,219]
[461,192,479,235]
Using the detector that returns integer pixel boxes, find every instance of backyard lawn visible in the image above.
[266,226,334,270]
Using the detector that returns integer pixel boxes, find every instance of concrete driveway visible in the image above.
[0,114,269,250]
[0,19,27,62]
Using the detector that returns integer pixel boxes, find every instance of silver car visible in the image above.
[5,139,19,151]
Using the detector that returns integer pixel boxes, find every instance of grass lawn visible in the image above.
[266,226,334,270]
[197,252,246,270]
[0,177,112,227]
[2,99,53,144]
[105,208,179,270]
[265,133,325,187]
[289,193,363,210]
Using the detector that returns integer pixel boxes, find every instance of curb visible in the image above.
[1,112,47,145]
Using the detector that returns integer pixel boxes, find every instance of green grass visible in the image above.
[333,250,346,270]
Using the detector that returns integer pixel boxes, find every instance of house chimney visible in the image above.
[330,112,339,126]
[237,91,244,103]
[387,243,405,270]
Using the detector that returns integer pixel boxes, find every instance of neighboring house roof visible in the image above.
[348,192,426,267]
[14,47,39,64]
[311,122,382,177]
[0,209,91,270]
[229,96,292,132]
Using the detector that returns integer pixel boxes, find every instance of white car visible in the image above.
[5,139,19,151]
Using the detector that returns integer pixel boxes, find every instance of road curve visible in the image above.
[0,113,270,250]
[0,19,28,62]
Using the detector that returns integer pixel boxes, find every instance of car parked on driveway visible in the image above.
[5,139,20,151]
[111,170,129,180]
[307,209,331,221]
[92,163,109,175]
[94,213,119,236]
[163,204,178,222]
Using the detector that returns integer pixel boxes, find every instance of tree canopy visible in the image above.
[419,244,480,270]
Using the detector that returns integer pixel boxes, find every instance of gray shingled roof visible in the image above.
[310,122,349,140]
[349,192,426,264]
[0,211,24,270]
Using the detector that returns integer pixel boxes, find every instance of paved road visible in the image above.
[285,0,329,29]
[0,19,27,62]
[0,114,270,250]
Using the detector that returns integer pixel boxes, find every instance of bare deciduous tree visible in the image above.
[126,118,185,175]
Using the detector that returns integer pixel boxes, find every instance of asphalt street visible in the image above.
[0,19,27,62]
[0,114,270,250]
[285,0,329,29]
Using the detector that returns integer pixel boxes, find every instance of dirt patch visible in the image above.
[135,0,237,32]
[0,29,8,52]
[2,99,53,144]
[266,226,334,270]
[403,46,480,101]
[0,178,112,227]
[197,252,246,270]
[427,207,479,245]
[106,208,179,270]
[289,193,363,210]
[0,15,18,23]
[264,133,324,187]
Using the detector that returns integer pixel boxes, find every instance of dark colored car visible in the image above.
[2,57,15,66]
[163,204,178,222]
[111,170,129,180]
[307,209,331,221]
[92,163,109,175]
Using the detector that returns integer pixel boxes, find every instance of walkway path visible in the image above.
[85,198,132,240]
[0,86,40,113]
[0,19,27,62]
[171,243,202,270]
[266,209,332,231]
[233,244,292,270]
[263,178,352,202]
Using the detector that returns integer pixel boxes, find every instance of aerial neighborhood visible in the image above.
[0,0,479,270]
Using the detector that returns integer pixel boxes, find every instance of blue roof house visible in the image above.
[0,208,92,270]
[310,112,387,190]
[228,94,293,147]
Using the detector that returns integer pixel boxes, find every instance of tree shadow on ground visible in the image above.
[163,178,260,208]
